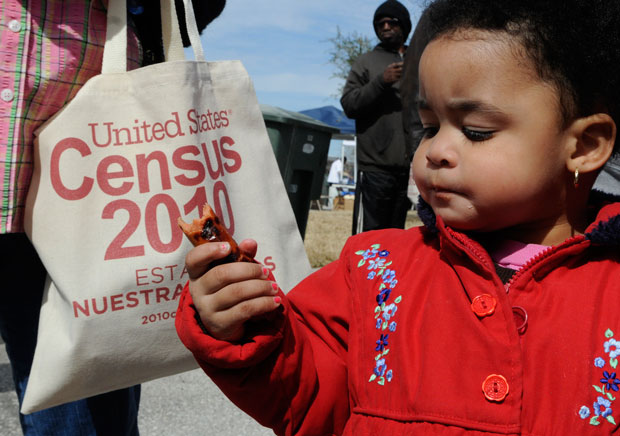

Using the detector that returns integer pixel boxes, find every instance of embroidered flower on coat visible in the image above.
[368,257,387,270]
[375,334,389,352]
[382,303,397,321]
[376,288,392,305]
[356,243,403,386]
[374,358,387,377]
[601,371,620,392]
[594,396,613,418]
[579,328,619,426]
[605,338,620,359]
[381,270,398,289]
[361,248,379,261]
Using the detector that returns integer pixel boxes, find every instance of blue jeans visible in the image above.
[0,233,140,435]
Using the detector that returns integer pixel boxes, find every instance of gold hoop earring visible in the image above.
[574,168,579,188]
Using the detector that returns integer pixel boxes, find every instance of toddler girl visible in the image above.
[176,0,620,434]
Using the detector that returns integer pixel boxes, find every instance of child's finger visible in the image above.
[203,295,282,341]
[237,238,258,258]
[184,242,234,280]
[209,278,279,312]
[223,294,282,323]
[195,262,269,297]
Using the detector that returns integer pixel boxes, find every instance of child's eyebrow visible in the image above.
[416,97,505,116]
[447,99,504,115]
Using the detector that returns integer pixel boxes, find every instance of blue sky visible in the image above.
[193,0,424,113]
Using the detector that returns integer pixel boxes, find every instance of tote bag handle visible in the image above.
[102,0,205,74]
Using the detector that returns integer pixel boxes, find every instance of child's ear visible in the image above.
[566,113,616,174]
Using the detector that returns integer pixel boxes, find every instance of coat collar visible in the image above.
[584,191,620,245]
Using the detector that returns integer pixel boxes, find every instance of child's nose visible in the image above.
[425,133,457,168]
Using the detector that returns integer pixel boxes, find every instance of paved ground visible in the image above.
[0,339,273,436]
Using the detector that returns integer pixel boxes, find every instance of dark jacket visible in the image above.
[131,0,226,65]
[340,43,412,172]
[401,7,433,155]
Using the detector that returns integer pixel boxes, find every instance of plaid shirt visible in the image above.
[0,0,140,233]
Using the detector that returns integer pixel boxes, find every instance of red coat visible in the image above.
[176,198,620,435]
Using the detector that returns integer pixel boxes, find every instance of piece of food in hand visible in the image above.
[178,203,255,264]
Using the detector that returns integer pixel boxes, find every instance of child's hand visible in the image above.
[185,239,281,342]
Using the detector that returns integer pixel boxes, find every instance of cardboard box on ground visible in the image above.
[333,194,354,211]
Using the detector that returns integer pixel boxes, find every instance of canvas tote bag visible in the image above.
[22,0,311,413]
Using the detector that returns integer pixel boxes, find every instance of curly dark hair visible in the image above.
[423,0,620,150]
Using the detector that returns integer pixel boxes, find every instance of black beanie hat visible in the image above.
[373,0,412,40]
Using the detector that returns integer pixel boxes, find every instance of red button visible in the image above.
[482,374,509,402]
[471,294,497,317]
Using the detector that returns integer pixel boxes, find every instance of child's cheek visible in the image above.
[411,151,429,192]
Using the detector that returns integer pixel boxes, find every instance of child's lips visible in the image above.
[430,185,461,200]
[431,184,457,194]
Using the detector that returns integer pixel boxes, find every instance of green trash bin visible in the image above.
[261,104,339,239]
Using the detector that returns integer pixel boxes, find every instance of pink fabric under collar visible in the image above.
[490,240,549,271]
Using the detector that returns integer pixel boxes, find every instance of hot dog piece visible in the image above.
[178,203,254,264]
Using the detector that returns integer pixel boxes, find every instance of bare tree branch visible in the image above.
[325,26,373,98]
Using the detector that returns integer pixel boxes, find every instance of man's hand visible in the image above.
[383,61,404,84]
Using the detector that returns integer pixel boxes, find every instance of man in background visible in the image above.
[341,0,413,234]
[327,157,347,209]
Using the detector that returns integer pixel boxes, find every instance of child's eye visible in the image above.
[422,126,438,138]
[462,127,494,141]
